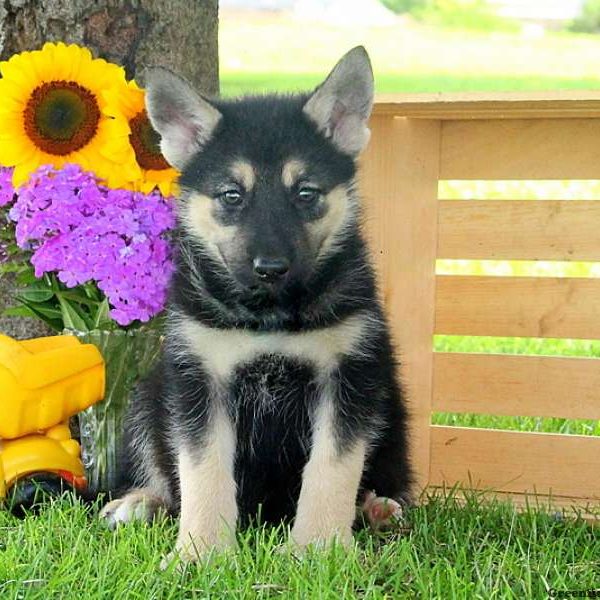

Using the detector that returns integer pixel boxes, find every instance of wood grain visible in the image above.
[373,91,600,120]
[435,275,600,339]
[433,352,600,420]
[440,119,600,180]
[438,200,600,261]
[360,115,441,495]
[429,426,600,499]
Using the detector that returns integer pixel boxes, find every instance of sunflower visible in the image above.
[0,42,140,188]
[103,80,179,196]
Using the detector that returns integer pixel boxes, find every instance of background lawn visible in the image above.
[219,11,600,96]
[1,9,599,600]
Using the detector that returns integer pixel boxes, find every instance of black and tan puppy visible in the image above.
[100,46,412,564]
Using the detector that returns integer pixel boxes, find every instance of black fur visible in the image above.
[118,73,412,529]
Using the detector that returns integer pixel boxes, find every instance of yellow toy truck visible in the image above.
[0,334,105,512]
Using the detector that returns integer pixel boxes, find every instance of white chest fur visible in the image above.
[172,312,373,381]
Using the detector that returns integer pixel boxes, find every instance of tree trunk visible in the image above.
[0,0,219,339]
[0,0,219,93]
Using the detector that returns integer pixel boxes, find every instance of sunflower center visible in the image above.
[129,110,170,171]
[24,81,100,156]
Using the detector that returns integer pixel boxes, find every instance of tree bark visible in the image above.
[0,0,219,93]
[0,0,219,339]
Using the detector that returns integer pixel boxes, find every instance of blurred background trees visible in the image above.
[570,0,600,32]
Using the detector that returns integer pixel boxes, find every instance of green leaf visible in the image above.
[17,280,55,303]
[0,263,22,276]
[93,298,112,329]
[16,300,63,332]
[2,305,37,318]
[82,282,102,302]
[57,296,90,332]
[58,291,102,308]
[15,267,38,286]
[25,303,63,320]
[49,273,61,292]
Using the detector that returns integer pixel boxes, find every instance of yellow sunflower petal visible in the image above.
[48,42,72,80]
[77,60,127,102]
[0,43,140,189]
[29,44,56,81]
[0,113,25,137]
[0,129,27,148]
[0,55,38,92]
[161,180,179,197]
[63,43,92,67]
[133,166,179,196]
[62,44,85,81]
[0,78,31,103]
[102,84,178,193]
[12,158,42,187]
[0,89,25,114]
[100,116,131,137]
[0,133,36,166]
[104,78,145,119]
[46,46,68,80]
[154,170,180,197]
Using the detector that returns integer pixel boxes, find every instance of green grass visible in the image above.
[221,72,600,96]
[219,11,600,97]
[1,493,598,599]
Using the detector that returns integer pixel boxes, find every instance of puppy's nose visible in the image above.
[253,257,290,281]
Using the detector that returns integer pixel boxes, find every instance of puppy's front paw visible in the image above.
[290,520,354,552]
[160,528,237,569]
[99,489,166,529]
[160,547,195,572]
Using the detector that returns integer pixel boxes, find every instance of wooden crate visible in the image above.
[359,92,600,520]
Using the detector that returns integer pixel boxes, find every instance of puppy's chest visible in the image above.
[229,354,317,462]
[175,312,369,382]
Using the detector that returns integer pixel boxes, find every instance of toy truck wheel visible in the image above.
[7,473,74,516]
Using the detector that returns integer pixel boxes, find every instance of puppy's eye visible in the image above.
[218,189,243,206]
[296,186,321,205]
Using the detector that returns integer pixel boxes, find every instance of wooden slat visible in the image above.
[429,426,600,499]
[360,115,440,496]
[433,353,600,420]
[435,275,600,339]
[440,119,600,180]
[373,91,600,120]
[438,200,600,261]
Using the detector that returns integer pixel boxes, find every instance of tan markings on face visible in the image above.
[306,184,354,259]
[182,192,236,245]
[230,160,255,191]
[281,159,306,188]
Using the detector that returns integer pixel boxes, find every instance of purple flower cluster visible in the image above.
[10,164,176,326]
[0,167,15,206]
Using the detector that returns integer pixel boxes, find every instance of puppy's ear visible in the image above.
[303,46,374,157]
[143,67,222,170]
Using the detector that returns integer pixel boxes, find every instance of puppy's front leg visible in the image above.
[169,406,238,564]
[291,399,366,549]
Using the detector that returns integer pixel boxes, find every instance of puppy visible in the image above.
[101,46,412,564]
